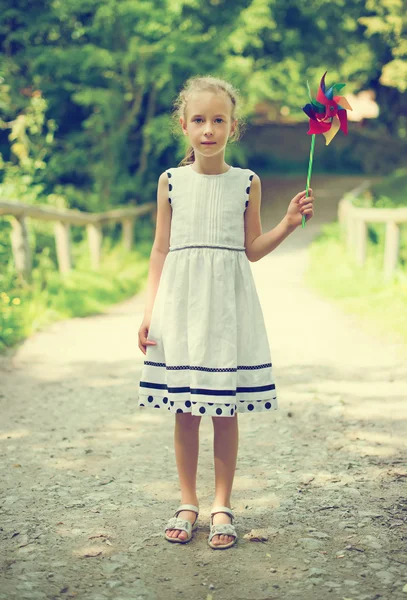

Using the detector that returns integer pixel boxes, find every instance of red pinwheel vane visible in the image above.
[301,71,353,227]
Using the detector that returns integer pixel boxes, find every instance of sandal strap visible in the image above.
[175,504,199,517]
[210,506,234,522]
[208,523,237,541]
[165,517,192,534]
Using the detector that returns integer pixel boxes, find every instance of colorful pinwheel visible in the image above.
[301,71,353,227]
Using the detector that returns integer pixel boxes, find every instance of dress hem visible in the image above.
[137,393,278,417]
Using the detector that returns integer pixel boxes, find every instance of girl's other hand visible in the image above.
[285,188,315,228]
[138,317,157,355]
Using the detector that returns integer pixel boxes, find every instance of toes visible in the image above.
[212,534,233,545]
[167,529,187,539]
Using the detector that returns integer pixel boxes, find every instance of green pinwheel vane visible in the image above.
[301,72,353,228]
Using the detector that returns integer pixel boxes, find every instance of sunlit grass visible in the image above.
[0,239,150,352]
[306,223,407,345]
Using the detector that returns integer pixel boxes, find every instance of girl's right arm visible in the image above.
[138,172,172,355]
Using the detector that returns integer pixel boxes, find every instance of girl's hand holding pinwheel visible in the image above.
[285,188,315,229]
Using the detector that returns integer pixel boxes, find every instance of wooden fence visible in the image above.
[338,182,407,281]
[0,200,156,280]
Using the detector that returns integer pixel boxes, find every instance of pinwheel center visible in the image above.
[325,102,338,118]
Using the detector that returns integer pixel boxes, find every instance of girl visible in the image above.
[137,75,314,550]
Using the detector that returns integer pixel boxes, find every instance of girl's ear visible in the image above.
[229,119,238,138]
[180,117,188,136]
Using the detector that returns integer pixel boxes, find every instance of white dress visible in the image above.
[137,164,277,417]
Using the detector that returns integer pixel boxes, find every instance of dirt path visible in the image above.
[1,175,406,600]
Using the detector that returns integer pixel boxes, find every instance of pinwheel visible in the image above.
[301,71,353,227]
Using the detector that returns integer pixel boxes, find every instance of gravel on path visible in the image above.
[1,175,406,600]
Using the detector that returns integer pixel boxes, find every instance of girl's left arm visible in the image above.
[244,175,314,262]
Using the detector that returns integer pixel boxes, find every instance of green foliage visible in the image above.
[0,0,406,213]
[0,89,56,203]
[359,0,407,93]
[352,168,407,208]
[306,222,407,345]
[370,168,407,207]
[0,239,150,352]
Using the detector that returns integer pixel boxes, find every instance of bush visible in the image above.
[0,231,151,352]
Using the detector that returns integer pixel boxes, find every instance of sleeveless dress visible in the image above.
[137,164,277,417]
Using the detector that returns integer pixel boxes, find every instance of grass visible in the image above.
[306,222,407,346]
[0,237,151,353]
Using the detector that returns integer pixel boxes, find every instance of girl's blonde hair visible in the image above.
[172,75,245,166]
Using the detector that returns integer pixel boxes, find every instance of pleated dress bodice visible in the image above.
[167,164,253,250]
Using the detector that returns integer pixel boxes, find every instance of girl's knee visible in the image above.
[175,412,202,427]
[212,413,238,426]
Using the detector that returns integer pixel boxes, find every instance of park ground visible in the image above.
[0,175,406,600]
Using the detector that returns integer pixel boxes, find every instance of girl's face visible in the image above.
[180,91,237,159]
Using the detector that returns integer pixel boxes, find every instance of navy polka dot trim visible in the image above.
[167,171,172,205]
[138,395,277,417]
[245,171,255,210]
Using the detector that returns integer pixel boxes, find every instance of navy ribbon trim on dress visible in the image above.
[139,382,276,394]
[144,361,272,371]
[169,244,246,252]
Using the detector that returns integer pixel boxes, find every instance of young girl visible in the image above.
[137,75,314,550]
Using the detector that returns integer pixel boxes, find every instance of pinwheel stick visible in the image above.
[302,133,316,229]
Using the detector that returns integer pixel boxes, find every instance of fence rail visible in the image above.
[0,200,156,280]
[338,182,407,281]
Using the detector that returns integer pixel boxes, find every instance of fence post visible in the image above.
[355,219,367,266]
[10,215,32,281]
[54,221,72,273]
[122,218,135,251]
[87,223,102,269]
[346,213,357,253]
[338,199,346,227]
[383,221,400,281]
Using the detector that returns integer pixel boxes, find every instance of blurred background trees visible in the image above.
[0,0,406,208]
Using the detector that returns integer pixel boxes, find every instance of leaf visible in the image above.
[345,545,365,552]
[243,529,269,542]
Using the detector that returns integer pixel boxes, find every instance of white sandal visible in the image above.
[164,504,199,543]
[208,506,237,549]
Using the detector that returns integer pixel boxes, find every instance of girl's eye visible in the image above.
[193,118,224,123]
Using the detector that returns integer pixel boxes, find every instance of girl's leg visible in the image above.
[211,413,239,546]
[166,412,202,540]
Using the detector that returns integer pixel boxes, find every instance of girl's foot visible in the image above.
[210,510,235,546]
[166,508,198,541]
